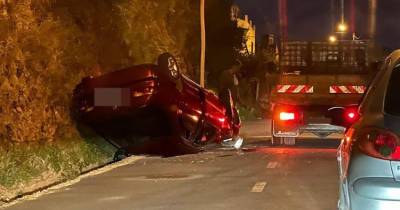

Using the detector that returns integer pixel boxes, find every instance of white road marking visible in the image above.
[251,182,267,193]
[267,162,279,169]
[98,196,127,202]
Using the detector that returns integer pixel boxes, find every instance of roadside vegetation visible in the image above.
[0,0,200,201]
[0,0,245,200]
[0,131,116,201]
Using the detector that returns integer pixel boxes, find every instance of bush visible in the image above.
[0,0,200,143]
[0,0,199,199]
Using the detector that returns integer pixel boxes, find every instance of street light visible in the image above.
[337,23,348,33]
[329,35,337,43]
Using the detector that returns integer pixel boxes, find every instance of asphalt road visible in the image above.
[5,137,341,210]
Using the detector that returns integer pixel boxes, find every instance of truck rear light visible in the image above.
[358,128,400,160]
[274,105,302,123]
[341,107,360,127]
[279,112,296,121]
[344,108,359,122]
[347,112,356,119]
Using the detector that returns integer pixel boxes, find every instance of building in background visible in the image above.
[260,34,279,65]
[231,4,256,56]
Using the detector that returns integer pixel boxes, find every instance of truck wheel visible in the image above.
[271,136,283,146]
[271,136,297,146]
[271,120,281,146]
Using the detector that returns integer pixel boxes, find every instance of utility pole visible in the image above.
[330,0,336,33]
[340,0,345,24]
[278,0,288,72]
[200,0,206,87]
[350,0,356,35]
[368,0,377,41]
[278,0,288,48]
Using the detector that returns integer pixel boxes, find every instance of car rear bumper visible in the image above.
[349,177,400,210]
[343,152,400,210]
[73,78,159,123]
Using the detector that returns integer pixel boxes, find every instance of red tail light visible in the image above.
[358,128,400,160]
[279,112,296,121]
[274,105,301,123]
[344,108,360,123]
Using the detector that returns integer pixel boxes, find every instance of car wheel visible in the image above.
[176,135,205,154]
[157,53,180,81]
[174,114,205,153]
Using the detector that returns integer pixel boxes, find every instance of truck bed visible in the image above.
[270,73,371,106]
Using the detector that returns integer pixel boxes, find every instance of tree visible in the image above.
[205,0,243,89]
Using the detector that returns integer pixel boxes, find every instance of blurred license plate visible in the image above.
[307,117,331,124]
[94,88,130,107]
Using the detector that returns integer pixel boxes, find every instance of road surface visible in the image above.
[5,139,340,210]
[3,120,342,210]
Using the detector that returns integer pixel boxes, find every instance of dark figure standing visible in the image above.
[218,60,242,106]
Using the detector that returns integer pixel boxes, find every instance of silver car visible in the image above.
[336,50,400,210]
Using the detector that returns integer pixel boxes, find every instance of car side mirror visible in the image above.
[327,105,360,128]
[157,53,181,80]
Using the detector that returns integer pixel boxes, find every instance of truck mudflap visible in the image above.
[271,104,302,138]
[272,120,300,137]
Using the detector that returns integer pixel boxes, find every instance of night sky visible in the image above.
[235,0,400,50]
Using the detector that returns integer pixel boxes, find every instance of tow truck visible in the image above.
[270,40,376,145]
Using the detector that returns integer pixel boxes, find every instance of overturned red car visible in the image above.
[72,53,241,152]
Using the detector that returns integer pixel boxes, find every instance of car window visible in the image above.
[359,58,390,112]
[385,64,400,116]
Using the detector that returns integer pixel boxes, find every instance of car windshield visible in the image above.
[385,64,400,116]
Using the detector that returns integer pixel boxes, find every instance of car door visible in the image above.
[383,63,400,181]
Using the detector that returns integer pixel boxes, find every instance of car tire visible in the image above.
[175,135,205,154]
[174,112,205,154]
[157,53,180,81]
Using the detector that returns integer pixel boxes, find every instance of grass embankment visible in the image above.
[237,106,263,121]
[0,131,116,202]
